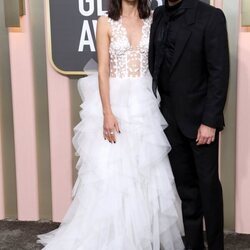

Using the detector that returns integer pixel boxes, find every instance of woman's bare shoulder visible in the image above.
[97,14,110,34]
[97,14,109,25]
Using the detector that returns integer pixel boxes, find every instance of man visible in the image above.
[149,0,230,249]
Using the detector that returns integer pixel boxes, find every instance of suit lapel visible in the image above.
[149,8,165,75]
[150,9,165,46]
[169,6,197,75]
[169,27,192,74]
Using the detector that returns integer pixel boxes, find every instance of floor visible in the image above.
[0,220,250,250]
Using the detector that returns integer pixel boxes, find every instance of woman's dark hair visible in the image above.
[108,0,151,21]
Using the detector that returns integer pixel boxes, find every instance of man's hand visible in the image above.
[196,124,216,145]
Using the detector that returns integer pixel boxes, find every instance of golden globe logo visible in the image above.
[78,0,107,52]
[47,0,109,75]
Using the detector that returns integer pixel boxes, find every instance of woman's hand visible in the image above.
[103,113,120,143]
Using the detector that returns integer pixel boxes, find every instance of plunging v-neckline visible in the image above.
[120,17,145,50]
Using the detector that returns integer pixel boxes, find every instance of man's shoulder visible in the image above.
[197,0,217,12]
[152,6,165,20]
[197,1,226,21]
[154,5,165,13]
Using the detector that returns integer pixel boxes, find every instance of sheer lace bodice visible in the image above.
[107,14,152,78]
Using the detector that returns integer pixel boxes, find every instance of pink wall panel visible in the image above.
[236,30,250,233]
[44,4,73,222]
[214,0,223,8]
[46,66,73,222]
[8,1,39,220]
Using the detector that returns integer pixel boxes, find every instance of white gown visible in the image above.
[37,14,185,250]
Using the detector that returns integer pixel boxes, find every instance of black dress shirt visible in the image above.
[158,1,186,94]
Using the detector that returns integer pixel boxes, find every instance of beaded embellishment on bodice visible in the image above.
[107,14,152,78]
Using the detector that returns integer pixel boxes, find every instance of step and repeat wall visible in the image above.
[47,0,210,75]
[0,0,250,233]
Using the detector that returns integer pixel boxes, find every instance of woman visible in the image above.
[37,0,184,249]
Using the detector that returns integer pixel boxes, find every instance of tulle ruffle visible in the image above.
[37,73,184,250]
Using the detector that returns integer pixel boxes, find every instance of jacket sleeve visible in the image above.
[202,8,230,129]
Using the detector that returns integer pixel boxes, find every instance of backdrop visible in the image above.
[0,0,250,234]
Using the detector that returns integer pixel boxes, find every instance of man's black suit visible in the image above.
[149,0,230,249]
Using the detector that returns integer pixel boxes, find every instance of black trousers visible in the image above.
[165,124,224,250]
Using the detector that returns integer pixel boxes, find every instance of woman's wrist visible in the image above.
[103,109,113,116]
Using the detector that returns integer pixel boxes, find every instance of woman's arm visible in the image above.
[96,16,120,143]
[96,16,111,116]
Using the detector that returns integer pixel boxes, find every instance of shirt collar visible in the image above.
[165,0,183,11]
[165,0,197,10]
[181,0,197,9]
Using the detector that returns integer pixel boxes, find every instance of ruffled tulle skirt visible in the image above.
[37,72,185,250]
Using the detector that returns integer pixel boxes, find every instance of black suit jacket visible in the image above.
[149,0,230,138]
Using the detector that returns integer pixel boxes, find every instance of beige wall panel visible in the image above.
[220,0,239,230]
[29,0,52,220]
[4,0,20,27]
[0,0,18,218]
[242,0,250,26]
